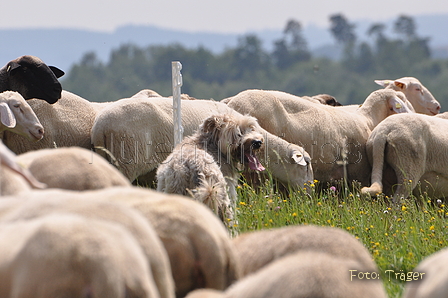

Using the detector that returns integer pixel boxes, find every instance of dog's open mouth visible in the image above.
[245,152,265,171]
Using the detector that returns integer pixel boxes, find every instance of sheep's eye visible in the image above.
[13,104,20,108]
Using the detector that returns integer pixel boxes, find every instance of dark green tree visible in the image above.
[395,15,431,61]
[272,19,310,69]
[329,14,356,45]
[232,34,270,79]
[272,39,290,69]
[354,42,376,73]
[329,14,357,68]
[367,23,387,43]
[394,15,416,41]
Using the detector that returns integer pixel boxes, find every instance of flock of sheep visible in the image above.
[0,55,448,297]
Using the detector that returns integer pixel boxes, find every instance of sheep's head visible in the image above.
[312,94,342,106]
[375,77,441,115]
[388,91,414,114]
[360,89,414,129]
[1,55,64,104]
[0,91,44,141]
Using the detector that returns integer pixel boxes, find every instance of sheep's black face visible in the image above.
[5,55,64,104]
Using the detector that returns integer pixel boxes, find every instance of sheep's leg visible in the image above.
[361,135,387,196]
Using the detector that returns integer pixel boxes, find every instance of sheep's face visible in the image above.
[401,80,441,115]
[268,143,313,189]
[3,55,64,104]
[200,114,265,171]
[376,77,441,115]
[0,91,44,141]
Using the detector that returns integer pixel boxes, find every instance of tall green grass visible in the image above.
[233,178,448,298]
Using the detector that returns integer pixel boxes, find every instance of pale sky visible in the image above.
[2,0,448,33]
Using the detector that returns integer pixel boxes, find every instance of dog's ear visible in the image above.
[201,116,220,133]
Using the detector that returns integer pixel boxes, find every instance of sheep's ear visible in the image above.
[0,102,16,128]
[393,80,406,90]
[292,152,307,166]
[6,62,20,74]
[390,96,411,113]
[49,66,65,78]
[374,80,391,87]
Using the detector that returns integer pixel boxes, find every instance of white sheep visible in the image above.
[2,88,162,155]
[0,140,46,195]
[0,91,47,194]
[402,247,448,298]
[0,91,44,142]
[2,90,98,154]
[375,77,441,115]
[0,55,64,104]
[361,113,448,202]
[104,187,242,297]
[0,164,32,195]
[232,224,379,277]
[1,186,240,298]
[15,146,131,191]
[0,213,159,298]
[0,193,175,298]
[222,93,342,107]
[185,251,387,298]
[225,89,413,186]
[131,89,163,98]
[91,97,313,189]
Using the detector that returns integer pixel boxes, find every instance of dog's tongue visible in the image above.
[245,153,265,171]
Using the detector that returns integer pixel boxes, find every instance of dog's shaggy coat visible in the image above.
[156,114,265,221]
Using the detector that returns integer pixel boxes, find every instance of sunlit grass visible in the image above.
[233,177,448,298]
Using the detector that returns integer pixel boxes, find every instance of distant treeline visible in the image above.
[62,14,448,110]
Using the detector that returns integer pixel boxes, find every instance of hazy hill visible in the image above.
[1,13,447,72]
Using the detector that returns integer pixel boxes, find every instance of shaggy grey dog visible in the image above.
[156,113,265,222]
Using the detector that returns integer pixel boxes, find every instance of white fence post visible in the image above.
[172,61,183,147]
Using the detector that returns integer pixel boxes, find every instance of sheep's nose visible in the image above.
[252,140,263,149]
[33,126,44,140]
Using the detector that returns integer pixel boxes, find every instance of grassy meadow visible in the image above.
[232,177,448,298]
